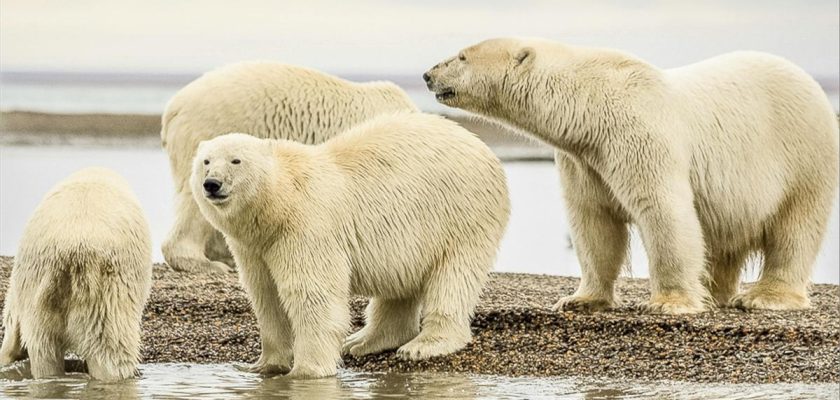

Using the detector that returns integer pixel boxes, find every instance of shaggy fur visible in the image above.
[0,168,152,381]
[424,38,839,314]
[162,62,418,274]
[191,113,510,378]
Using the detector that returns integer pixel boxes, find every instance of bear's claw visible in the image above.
[236,355,291,376]
[552,295,614,312]
[396,335,467,361]
[730,288,810,311]
[343,326,418,357]
[642,292,706,314]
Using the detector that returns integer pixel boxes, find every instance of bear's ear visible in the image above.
[514,47,535,68]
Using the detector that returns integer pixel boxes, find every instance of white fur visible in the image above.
[162,62,418,274]
[0,167,152,381]
[425,38,839,314]
[191,113,510,378]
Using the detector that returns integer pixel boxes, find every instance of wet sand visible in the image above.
[0,256,836,384]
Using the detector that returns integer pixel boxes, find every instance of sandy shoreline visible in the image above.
[0,111,553,160]
[0,256,836,384]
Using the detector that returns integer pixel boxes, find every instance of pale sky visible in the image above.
[1,0,838,79]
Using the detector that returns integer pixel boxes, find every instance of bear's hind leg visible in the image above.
[397,249,489,360]
[707,251,747,307]
[28,336,64,379]
[73,287,142,381]
[80,325,139,382]
[86,355,137,382]
[343,297,420,357]
[732,195,830,310]
[0,313,26,365]
[162,189,234,274]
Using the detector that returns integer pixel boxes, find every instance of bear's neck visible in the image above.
[488,71,603,156]
[485,64,662,164]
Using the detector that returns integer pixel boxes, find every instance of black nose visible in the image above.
[422,72,432,83]
[203,178,222,194]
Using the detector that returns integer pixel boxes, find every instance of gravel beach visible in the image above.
[0,256,836,384]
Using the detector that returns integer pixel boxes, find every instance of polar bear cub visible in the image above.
[0,167,152,381]
[424,38,839,313]
[161,62,418,274]
[192,112,510,378]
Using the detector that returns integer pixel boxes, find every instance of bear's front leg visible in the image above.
[277,249,351,379]
[633,181,709,314]
[605,138,709,314]
[552,151,629,312]
[283,289,350,379]
[231,245,293,375]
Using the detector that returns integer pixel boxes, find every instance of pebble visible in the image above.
[0,256,836,384]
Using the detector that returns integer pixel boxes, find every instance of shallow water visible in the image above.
[0,145,838,284]
[1,362,837,399]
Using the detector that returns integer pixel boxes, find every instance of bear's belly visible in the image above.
[347,256,429,299]
[689,169,784,254]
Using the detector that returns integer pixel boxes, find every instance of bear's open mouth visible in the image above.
[206,193,230,203]
[435,88,455,101]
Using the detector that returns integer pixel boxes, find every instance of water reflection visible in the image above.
[1,362,836,399]
[0,363,139,399]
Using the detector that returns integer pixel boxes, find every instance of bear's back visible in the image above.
[162,62,417,146]
[17,167,151,268]
[322,112,509,239]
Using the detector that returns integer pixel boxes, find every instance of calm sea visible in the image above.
[0,75,837,115]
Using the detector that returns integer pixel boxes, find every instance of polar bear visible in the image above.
[423,38,839,314]
[191,113,510,378]
[0,167,153,381]
[162,62,418,274]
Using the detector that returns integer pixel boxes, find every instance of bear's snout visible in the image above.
[203,178,223,195]
[422,71,436,90]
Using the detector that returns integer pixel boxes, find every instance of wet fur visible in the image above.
[0,168,152,381]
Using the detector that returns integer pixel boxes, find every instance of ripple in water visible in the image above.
[0,362,836,399]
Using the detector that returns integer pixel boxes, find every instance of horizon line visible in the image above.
[2,69,839,91]
[0,70,432,89]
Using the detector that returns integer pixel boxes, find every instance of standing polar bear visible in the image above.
[1,167,153,381]
[162,62,418,274]
[191,113,510,378]
[424,38,839,314]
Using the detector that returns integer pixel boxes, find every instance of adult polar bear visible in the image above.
[191,113,509,378]
[424,38,839,314]
[162,62,418,273]
[1,168,152,381]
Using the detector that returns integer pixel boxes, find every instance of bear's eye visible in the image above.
[203,159,209,165]
[458,53,466,61]
[231,159,241,165]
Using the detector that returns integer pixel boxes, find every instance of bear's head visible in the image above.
[423,38,539,113]
[191,133,273,215]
